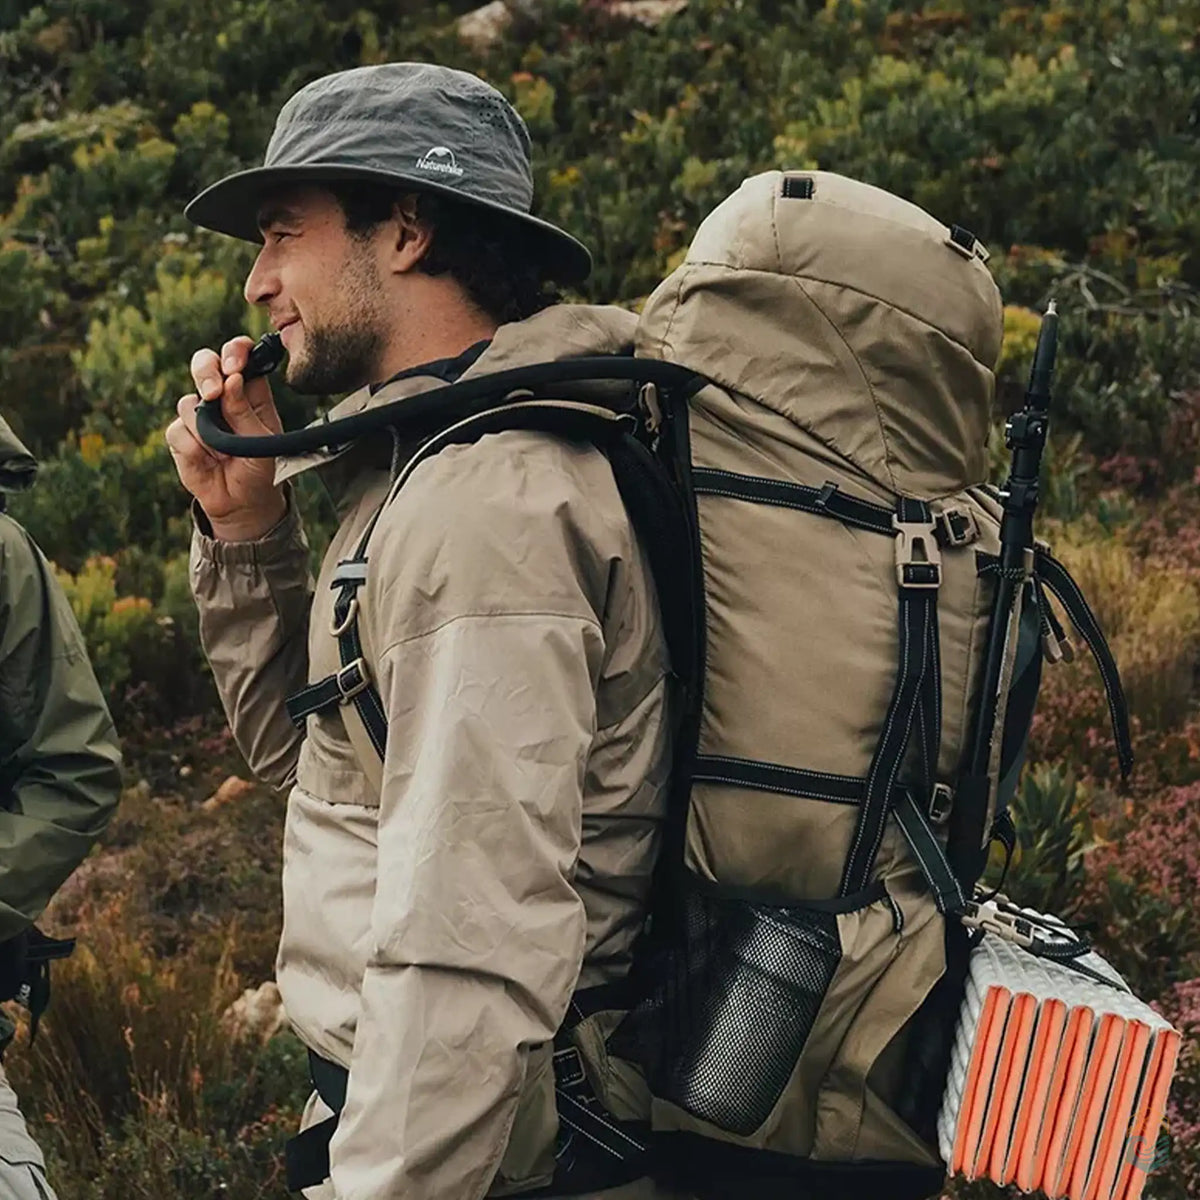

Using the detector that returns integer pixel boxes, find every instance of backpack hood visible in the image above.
[636,170,1003,497]
[0,416,38,493]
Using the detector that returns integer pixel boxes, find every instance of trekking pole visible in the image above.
[946,301,1059,891]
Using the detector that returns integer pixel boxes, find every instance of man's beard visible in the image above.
[285,319,386,395]
[284,245,388,395]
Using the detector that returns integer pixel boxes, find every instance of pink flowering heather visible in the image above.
[1076,783,1200,999]
[1152,979,1200,1197]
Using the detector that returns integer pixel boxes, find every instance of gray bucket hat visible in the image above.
[185,62,592,284]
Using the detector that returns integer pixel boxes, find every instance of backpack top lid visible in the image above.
[636,170,1004,498]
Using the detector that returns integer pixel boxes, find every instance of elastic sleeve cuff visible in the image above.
[191,489,307,567]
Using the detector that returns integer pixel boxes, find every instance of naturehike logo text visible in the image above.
[416,147,464,177]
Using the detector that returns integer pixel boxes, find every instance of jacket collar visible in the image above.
[273,304,637,488]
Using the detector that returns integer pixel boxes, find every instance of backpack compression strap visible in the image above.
[685,471,969,914]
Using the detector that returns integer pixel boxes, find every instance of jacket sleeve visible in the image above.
[189,494,313,790]
[0,516,122,942]
[329,436,619,1200]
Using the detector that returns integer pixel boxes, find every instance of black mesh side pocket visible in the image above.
[611,889,841,1136]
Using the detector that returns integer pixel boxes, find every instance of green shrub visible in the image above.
[0,3,1198,1198]
[990,764,1099,919]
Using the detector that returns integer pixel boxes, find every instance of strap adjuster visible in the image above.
[553,1045,588,1090]
[928,782,954,825]
[959,899,1035,948]
[935,506,979,548]
[336,658,370,703]
[893,516,942,589]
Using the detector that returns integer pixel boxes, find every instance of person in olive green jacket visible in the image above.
[0,414,123,1198]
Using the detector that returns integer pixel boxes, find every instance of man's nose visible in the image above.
[244,249,277,305]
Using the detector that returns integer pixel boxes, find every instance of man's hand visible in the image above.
[166,336,288,541]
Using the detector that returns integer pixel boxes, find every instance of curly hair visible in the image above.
[325,181,560,325]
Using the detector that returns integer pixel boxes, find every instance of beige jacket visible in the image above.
[190,306,672,1200]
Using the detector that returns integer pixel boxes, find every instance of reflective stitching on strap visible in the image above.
[843,498,941,897]
[557,1111,617,1155]
[846,585,916,886]
[556,1093,647,1154]
[895,792,965,914]
[700,753,856,784]
[885,889,905,934]
[692,756,865,806]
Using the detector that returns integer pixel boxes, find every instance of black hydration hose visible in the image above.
[194,332,703,459]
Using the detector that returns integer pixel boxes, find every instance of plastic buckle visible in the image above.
[552,1045,587,1090]
[935,506,979,549]
[959,900,1035,949]
[928,783,954,825]
[893,517,942,589]
[335,658,370,704]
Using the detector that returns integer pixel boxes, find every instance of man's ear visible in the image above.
[389,195,433,273]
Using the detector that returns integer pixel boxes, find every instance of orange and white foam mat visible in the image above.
[937,905,1180,1200]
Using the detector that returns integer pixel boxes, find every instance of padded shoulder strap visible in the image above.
[285,398,699,783]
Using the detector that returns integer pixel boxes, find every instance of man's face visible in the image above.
[244,185,390,394]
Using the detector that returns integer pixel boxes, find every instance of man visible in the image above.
[0,414,123,1199]
[166,64,676,1199]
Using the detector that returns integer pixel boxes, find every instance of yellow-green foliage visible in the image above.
[77,253,265,446]
[997,304,1042,384]
[0,0,1198,1196]
[54,556,161,699]
[1053,530,1200,730]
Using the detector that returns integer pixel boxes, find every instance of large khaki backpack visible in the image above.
[258,171,1131,1199]
[598,170,1130,1197]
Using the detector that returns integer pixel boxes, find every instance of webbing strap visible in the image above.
[691,468,981,554]
[893,793,965,914]
[332,580,388,761]
[914,594,942,802]
[691,468,895,535]
[285,1036,648,1196]
[285,1113,338,1192]
[551,1046,650,1163]
[1034,549,1134,778]
[978,810,1018,902]
[692,754,910,809]
[840,498,941,898]
[977,548,1133,778]
[285,658,370,728]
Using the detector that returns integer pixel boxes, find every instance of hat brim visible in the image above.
[185,163,593,286]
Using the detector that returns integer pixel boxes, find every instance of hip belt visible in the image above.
[285,983,650,1196]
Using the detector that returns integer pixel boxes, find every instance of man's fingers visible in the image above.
[222,372,283,436]
[220,336,256,376]
[165,414,217,476]
[172,394,225,464]
[190,347,224,402]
